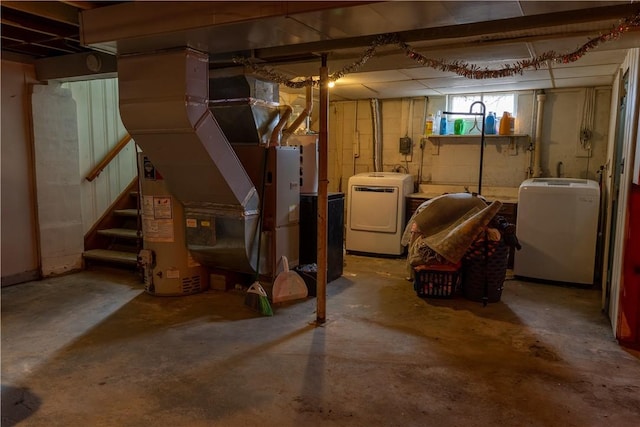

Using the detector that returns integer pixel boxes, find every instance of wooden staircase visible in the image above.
[83,178,142,269]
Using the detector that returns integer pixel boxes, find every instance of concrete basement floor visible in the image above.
[2,255,639,427]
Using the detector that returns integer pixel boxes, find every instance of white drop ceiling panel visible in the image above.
[552,64,620,79]
[442,79,553,94]
[336,70,413,85]
[365,79,432,93]
[546,49,628,68]
[328,85,383,100]
[400,67,459,80]
[553,75,616,88]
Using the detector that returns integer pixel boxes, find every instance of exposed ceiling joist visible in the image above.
[1,8,80,39]
[2,1,80,26]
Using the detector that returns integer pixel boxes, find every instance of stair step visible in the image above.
[97,228,140,239]
[83,249,138,265]
[114,208,139,217]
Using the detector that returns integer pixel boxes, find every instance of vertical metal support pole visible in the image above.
[479,131,485,195]
[469,101,486,195]
[478,111,486,196]
[316,54,329,324]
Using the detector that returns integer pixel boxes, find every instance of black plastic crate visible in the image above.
[462,240,509,303]
[413,267,461,298]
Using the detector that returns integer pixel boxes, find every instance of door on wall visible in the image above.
[605,69,628,313]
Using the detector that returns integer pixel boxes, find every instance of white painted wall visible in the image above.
[1,60,40,285]
[1,72,135,282]
[31,78,136,277]
[31,84,84,276]
[542,88,610,181]
[65,78,137,234]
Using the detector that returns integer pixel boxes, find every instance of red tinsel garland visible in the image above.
[234,12,640,87]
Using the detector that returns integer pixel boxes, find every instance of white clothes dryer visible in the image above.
[346,172,413,256]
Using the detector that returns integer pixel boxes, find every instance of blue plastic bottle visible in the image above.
[439,116,448,135]
[485,112,496,135]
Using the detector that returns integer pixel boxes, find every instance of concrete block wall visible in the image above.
[325,87,611,194]
[542,88,610,181]
[32,84,84,276]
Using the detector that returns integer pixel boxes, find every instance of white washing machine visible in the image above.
[514,178,600,285]
[346,172,414,256]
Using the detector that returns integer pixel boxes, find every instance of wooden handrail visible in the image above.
[85,134,133,182]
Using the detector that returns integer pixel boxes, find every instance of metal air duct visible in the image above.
[208,73,281,145]
[282,85,313,144]
[118,48,261,273]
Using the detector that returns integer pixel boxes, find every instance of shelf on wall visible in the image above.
[426,134,530,155]
[427,134,529,142]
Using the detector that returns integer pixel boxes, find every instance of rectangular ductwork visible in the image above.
[208,72,280,145]
[118,48,261,273]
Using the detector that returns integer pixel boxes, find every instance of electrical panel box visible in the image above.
[399,137,412,154]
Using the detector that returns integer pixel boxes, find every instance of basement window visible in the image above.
[447,93,516,118]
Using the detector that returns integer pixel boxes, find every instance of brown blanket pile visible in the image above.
[403,193,503,270]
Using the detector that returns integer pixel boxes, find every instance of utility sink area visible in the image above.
[412,183,520,203]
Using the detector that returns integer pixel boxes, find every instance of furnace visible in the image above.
[119,48,302,293]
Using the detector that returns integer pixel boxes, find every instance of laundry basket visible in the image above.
[462,239,509,303]
[413,263,462,298]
